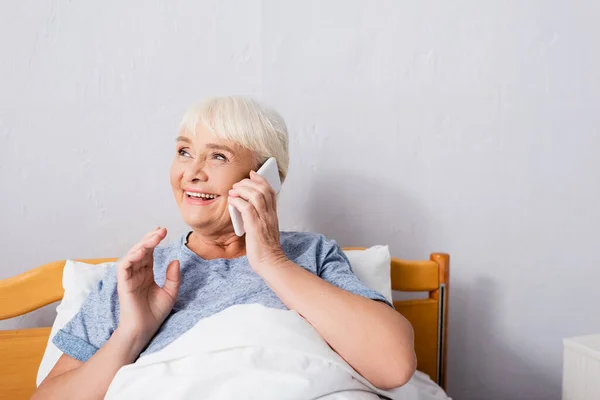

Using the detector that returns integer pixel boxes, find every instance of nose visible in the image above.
[186,159,209,183]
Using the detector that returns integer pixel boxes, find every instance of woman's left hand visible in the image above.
[228,170,288,272]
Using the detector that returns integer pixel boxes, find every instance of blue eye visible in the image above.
[213,153,228,161]
[178,149,192,158]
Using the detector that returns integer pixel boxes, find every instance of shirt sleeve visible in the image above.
[317,238,393,308]
[52,265,120,362]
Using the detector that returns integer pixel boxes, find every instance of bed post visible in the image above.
[429,253,449,390]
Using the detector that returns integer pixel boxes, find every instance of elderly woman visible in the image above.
[33,97,416,399]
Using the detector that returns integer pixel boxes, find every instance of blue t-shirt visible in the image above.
[53,231,390,362]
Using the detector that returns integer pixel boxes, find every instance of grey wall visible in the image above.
[1,1,599,399]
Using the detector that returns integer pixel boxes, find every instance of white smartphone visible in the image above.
[228,157,282,236]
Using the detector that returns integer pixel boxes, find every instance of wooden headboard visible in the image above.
[0,253,449,399]
[393,253,449,388]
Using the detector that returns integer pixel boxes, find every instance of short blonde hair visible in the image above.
[179,96,290,183]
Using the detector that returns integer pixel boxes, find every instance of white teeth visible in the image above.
[186,192,217,199]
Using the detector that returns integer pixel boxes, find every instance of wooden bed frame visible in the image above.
[0,252,449,400]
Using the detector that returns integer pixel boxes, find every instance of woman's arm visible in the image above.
[32,228,181,399]
[257,259,416,390]
[229,172,416,390]
[33,328,146,400]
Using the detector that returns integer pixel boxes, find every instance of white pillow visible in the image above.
[342,245,393,305]
[36,260,113,386]
[36,247,392,385]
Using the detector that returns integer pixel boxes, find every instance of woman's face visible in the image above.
[170,126,257,234]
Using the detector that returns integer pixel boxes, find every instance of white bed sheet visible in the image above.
[105,304,451,400]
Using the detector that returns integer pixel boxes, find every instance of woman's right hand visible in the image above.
[116,227,181,346]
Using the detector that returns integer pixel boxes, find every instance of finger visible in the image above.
[125,233,165,281]
[129,248,146,265]
[129,234,157,255]
[234,174,275,197]
[135,230,165,271]
[233,176,270,193]
[116,257,131,282]
[117,248,145,285]
[232,176,275,210]
[229,185,268,214]
[129,228,167,255]
[232,177,251,188]
[123,247,145,267]
[162,260,181,302]
[132,251,147,273]
[249,170,277,211]
[144,227,167,260]
[249,170,269,185]
[130,227,162,253]
[141,226,162,241]
[120,227,167,284]
[228,196,259,224]
[141,228,167,251]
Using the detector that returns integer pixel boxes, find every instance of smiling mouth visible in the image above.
[185,191,220,202]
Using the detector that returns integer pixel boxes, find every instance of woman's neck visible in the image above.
[185,230,247,260]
